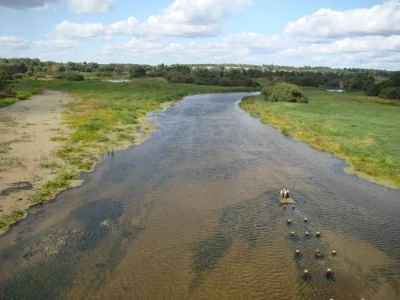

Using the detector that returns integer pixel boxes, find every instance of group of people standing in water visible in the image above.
[280,188,290,198]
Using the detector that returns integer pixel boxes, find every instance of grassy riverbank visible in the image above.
[0,78,255,233]
[240,89,400,188]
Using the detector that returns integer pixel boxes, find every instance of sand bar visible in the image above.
[0,90,74,218]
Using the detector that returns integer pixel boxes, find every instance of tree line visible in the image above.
[1,58,399,99]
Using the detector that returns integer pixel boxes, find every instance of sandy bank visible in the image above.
[0,90,74,221]
[0,89,166,233]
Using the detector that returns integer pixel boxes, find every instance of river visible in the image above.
[0,92,399,299]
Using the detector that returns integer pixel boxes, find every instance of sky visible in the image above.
[0,0,399,70]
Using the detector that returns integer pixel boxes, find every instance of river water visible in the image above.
[0,93,399,300]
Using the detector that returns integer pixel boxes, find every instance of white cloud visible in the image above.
[222,32,291,52]
[55,0,252,39]
[223,33,400,55]
[108,17,144,36]
[0,36,31,49]
[68,0,114,14]
[3,1,400,70]
[0,36,31,58]
[163,0,251,25]
[0,36,78,58]
[97,33,400,70]
[0,0,57,10]
[143,0,252,37]
[33,39,76,50]
[284,0,400,39]
[307,36,400,54]
[101,38,165,54]
[55,21,109,38]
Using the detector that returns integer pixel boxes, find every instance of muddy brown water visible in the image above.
[0,93,399,300]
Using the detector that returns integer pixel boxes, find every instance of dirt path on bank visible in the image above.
[0,90,75,217]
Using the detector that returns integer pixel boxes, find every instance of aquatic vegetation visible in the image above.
[0,208,25,232]
[30,169,78,204]
[191,197,276,291]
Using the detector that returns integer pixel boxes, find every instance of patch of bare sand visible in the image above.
[0,90,74,217]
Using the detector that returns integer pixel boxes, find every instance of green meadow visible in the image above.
[240,88,400,187]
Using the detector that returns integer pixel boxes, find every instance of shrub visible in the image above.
[324,79,341,89]
[66,73,84,81]
[12,73,24,79]
[0,98,17,108]
[93,71,112,77]
[53,72,84,81]
[364,84,381,96]
[35,72,46,78]
[262,82,308,103]
[53,73,67,79]
[379,87,400,99]
[16,92,32,100]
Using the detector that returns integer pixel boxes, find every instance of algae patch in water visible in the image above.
[71,198,123,251]
[100,219,112,228]
[191,194,280,291]
[1,199,140,300]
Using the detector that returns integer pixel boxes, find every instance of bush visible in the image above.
[364,84,381,96]
[0,98,17,108]
[16,92,32,100]
[324,79,341,89]
[379,87,400,99]
[219,77,234,86]
[66,73,84,81]
[53,72,84,81]
[93,71,112,77]
[53,73,67,79]
[34,72,46,78]
[12,73,25,79]
[262,82,308,103]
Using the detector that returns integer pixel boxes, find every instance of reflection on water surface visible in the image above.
[0,93,399,300]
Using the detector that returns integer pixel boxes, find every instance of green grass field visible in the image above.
[240,89,400,187]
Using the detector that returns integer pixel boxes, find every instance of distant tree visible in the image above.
[114,66,123,75]
[0,67,9,92]
[34,65,43,73]
[53,72,84,81]
[66,73,84,81]
[390,71,400,86]
[343,72,374,91]
[324,79,341,88]
[66,61,77,71]
[130,66,146,78]
[363,79,395,97]
[364,84,381,96]
[379,87,400,99]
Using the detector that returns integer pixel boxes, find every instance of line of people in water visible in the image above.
[280,188,339,283]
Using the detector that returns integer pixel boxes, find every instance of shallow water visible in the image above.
[0,92,399,300]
